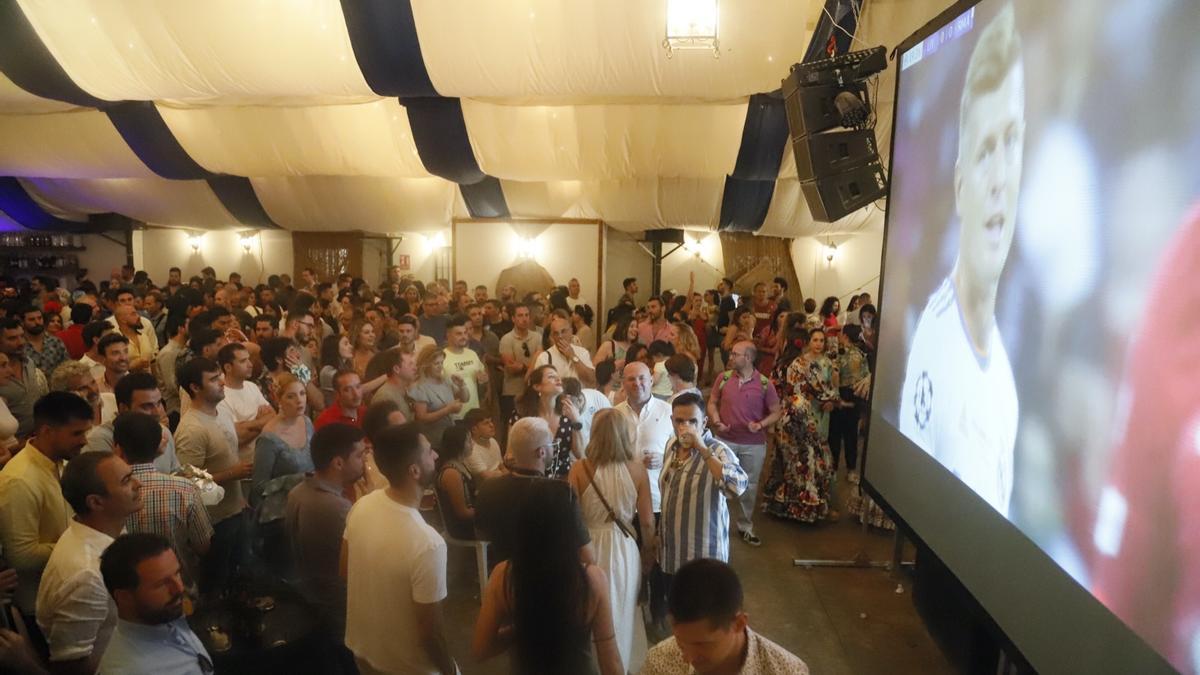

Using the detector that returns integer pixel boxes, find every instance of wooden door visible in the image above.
[291,232,363,283]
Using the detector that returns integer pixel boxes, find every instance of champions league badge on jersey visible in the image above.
[913,371,933,430]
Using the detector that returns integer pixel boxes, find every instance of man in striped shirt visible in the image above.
[658,393,748,590]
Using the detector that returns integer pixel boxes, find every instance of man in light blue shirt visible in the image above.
[98,533,211,675]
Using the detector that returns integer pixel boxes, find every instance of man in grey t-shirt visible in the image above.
[174,357,250,595]
[370,350,416,422]
[497,304,542,439]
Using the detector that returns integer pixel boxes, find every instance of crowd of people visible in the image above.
[0,262,881,674]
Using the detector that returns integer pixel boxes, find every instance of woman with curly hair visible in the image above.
[762,327,841,523]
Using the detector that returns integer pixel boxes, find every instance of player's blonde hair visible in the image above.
[585,408,637,465]
[958,4,1023,160]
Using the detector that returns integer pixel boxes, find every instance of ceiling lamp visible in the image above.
[664,0,719,58]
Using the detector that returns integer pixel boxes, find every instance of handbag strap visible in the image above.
[582,460,635,540]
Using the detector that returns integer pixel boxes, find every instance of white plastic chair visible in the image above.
[435,495,490,600]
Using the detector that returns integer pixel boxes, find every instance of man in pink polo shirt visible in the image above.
[707,341,782,546]
[637,297,677,346]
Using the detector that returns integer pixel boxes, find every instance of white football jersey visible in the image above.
[899,278,1018,517]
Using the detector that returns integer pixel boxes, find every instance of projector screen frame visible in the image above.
[863,1,1177,672]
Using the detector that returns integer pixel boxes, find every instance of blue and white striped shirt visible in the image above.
[658,431,748,574]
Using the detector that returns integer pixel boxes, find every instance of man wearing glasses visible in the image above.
[99,533,213,674]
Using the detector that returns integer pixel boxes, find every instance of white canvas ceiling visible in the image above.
[0,0,892,236]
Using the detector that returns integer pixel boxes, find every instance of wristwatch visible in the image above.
[570,421,583,431]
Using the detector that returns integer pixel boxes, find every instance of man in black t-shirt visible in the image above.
[473,417,592,565]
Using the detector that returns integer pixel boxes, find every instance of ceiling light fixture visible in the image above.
[664,0,720,58]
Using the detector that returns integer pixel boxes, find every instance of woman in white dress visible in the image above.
[567,408,656,673]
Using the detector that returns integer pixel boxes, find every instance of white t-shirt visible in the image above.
[533,344,593,382]
[465,437,502,475]
[344,491,449,675]
[578,388,613,449]
[218,382,271,462]
[616,397,674,512]
[898,278,1018,517]
[442,347,484,419]
[36,520,116,663]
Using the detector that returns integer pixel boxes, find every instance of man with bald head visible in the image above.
[616,361,674,629]
[708,341,782,547]
[473,417,592,564]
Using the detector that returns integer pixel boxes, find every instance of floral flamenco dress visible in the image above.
[762,354,840,523]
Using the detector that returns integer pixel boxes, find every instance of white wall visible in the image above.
[603,229,652,314]
[77,233,130,285]
[790,229,883,305]
[659,231,725,296]
[453,221,602,309]
[137,229,293,286]
[364,233,440,285]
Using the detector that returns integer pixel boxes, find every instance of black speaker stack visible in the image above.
[783,46,889,222]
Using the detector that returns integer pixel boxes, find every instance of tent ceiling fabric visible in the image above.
[252,176,455,231]
[16,0,375,105]
[0,109,156,179]
[412,0,814,101]
[158,100,430,178]
[22,177,241,229]
[0,0,849,237]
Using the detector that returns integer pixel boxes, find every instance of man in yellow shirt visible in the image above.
[0,392,94,618]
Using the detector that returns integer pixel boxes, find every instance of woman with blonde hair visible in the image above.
[671,322,701,366]
[410,343,470,449]
[348,317,378,377]
[567,408,655,672]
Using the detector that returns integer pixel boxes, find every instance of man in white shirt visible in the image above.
[341,423,458,675]
[37,452,143,673]
[898,7,1024,518]
[565,278,584,310]
[216,343,274,462]
[533,314,595,387]
[615,361,674,633]
[441,315,486,420]
[462,409,503,480]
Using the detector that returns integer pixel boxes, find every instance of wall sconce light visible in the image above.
[825,240,838,263]
[430,232,448,249]
[239,232,257,252]
[187,233,203,251]
[516,236,537,260]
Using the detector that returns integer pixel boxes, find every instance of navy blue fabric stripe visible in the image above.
[207,177,277,229]
[339,0,437,97]
[105,102,213,181]
[0,0,108,108]
[459,177,509,219]
[403,97,485,185]
[730,93,789,182]
[718,177,777,233]
[718,93,787,231]
[0,177,92,233]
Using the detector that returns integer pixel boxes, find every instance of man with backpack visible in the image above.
[706,341,782,547]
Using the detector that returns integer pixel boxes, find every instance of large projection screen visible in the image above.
[867,0,1199,672]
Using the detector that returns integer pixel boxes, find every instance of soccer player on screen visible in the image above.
[898,6,1024,517]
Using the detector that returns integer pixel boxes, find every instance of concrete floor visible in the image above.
[439,474,955,675]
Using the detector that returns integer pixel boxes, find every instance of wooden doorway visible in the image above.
[292,232,363,283]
